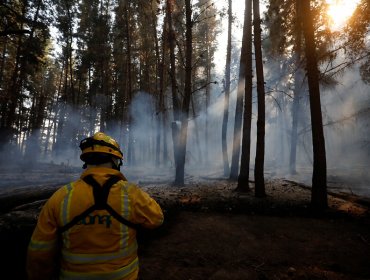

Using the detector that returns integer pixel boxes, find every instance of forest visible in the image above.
[0,0,370,278]
[1,0,370,207]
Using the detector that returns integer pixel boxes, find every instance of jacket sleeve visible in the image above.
[130,185,164,229]
[27,188,63,280]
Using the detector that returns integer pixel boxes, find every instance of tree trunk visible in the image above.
[174,0,192,186]
[222,0,232,177]
[301,0,328,211]
[204,9,212,164]
[290,81,301,174]
[160,14,169,166]
[253,0,266,197]
[167,0,181,172]
[0,37,7,88]
[2,3,26,147]
[230,0,248,181]
[205,52,211,164]
[152,0,161,167]
[289,0,304,174]
[234,0,252,192]
[124,1,134,166]
[44,100,55,158]
[25,73,47,162]
[166,0,179,112]
[236,0,253,191]
[191,96,202,164]
[162,114,169,165]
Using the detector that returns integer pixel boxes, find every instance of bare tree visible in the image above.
[229,0,248,181]
[289,0,305,174]
[222,0,232,177]
[235,0,253,191]
[301,0,328,211]
[174,0,193,185]
[253,0,266,197]
[167,0,182,173]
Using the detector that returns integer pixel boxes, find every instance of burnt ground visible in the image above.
[0,166,369,280]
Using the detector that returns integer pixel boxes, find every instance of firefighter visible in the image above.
[27,132,164,280]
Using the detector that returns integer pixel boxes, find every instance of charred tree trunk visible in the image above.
[174,0,192,186]
[204,14,212,164]
[2,2,26,148]
[236,0,253,192]
[0,37,7,88]
[51,66,64,157]
[54,0,76,158]
[159,17,169,166]
[230,1,248,181]
[25,77,47,162]
[222,0,232,177]
[290,80,301,174]
[167,0,181,172]
[290,0,304,174]
[152,1,162,167]
[124,2,134,166]
[253,0,266,197]
[205,52,211,164]
[301,0,328,211]
[191,96,202,164]
[43,99,55,158]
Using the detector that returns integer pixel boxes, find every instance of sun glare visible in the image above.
[326,0,361,30]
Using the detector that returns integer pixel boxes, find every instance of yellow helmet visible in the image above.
[79,132,123,162]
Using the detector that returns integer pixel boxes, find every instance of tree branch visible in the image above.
[0,29,31,37]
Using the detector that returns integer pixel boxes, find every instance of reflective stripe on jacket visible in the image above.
[27,167,164,280]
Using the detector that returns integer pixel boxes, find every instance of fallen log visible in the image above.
[0,182,69,213]
[283,179,370,208]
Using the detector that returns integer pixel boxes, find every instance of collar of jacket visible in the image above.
[80,167,128,185]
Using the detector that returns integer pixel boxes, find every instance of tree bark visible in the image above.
[174,0,192,186]
[230,0,248,181]
[124,1,134,166]
[253,0,266,197]
[301,0,328,211]
[236,0,253,191]
[166,0,179,113]
[1,3,27,147]
[205,51,211,164]
[191,96,202,163]
[0,37,7,88]
[222,0,232,177]
[152,0,162,167]
[167,0,181,172]
[289,0,304,175]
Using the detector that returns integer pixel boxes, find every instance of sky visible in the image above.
[213,0,245,74]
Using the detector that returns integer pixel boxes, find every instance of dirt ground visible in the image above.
[137,180,370,280]
[138,211,370,280]
[0,172,369,280]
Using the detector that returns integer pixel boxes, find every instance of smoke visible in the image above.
[0,53,369,198]
[261,55,370,195]
[320,66,370,191]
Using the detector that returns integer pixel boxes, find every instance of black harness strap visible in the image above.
[59,205,97,233]
[105,204,139,229]
[59,175,138,233]
[84,175,120,209]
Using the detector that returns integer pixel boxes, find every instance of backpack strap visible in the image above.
[59,205,96,233]
[84,175,121,209]
[59,175,138,233]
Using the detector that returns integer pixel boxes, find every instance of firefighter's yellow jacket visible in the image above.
[27,167,164,280]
